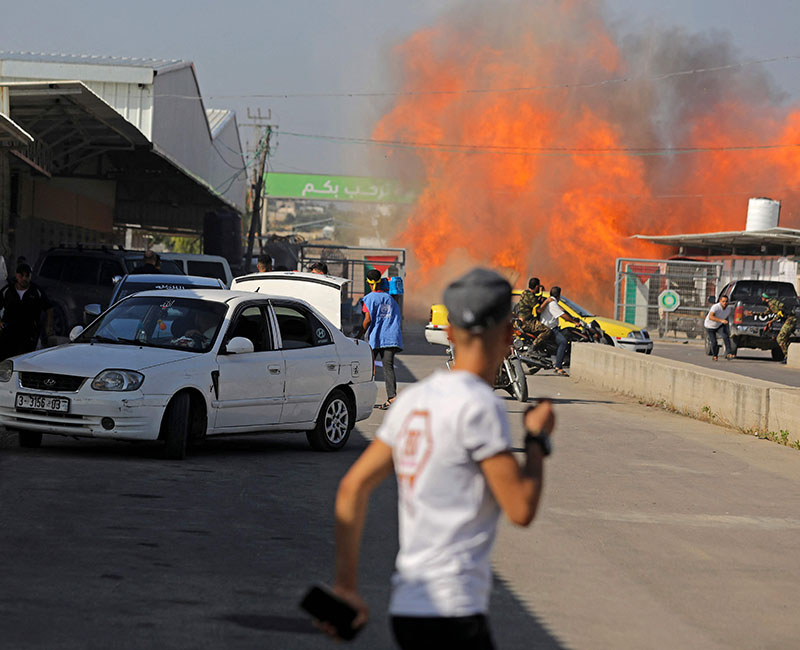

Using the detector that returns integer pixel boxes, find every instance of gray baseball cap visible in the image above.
[444,268,512,332]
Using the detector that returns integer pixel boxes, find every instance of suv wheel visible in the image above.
[51,305,69,338]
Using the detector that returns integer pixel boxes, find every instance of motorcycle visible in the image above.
[444,343,528,402]
[513,318,611,370]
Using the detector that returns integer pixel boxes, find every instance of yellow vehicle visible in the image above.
[425,290,653,353]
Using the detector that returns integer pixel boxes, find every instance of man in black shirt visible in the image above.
[0,262,53,360]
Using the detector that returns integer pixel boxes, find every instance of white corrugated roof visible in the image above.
[205,108,233,137]
[0,51,184,70]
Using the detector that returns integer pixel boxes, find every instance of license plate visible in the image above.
[15,393,71,413]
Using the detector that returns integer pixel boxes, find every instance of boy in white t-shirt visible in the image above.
[331,268,555,649]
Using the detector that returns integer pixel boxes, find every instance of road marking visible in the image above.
[627,461,708,475]
[549,508,800,530]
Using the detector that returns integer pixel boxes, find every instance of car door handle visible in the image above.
[325,361,338,371]
[268,365,282,375]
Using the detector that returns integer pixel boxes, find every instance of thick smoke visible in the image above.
[373,0,800,314]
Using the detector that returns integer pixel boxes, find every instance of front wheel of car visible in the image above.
[162,392,190,460]
[18,431,42,448]
[306,389,353,452]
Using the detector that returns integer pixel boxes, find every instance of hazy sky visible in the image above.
[3,0,800,176]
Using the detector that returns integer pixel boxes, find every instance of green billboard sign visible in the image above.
[264,172,416,204]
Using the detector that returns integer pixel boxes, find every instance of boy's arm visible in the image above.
[481,401,554,527]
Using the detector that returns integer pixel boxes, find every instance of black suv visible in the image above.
[715,280,800,360]
[33,247,184,337]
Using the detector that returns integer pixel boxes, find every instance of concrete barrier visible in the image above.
[787,343,800,369]
[767,388,800,440]
[571,343,800,437]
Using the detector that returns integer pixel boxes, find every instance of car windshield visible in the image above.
[729,281,797,301]
[77,296,228,353]
[124,258,184,275]
[560,296,594,318]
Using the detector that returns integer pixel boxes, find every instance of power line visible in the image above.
[277,129,800,157]
[151,54,800,101]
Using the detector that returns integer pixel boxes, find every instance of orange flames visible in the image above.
[373,0,800,314]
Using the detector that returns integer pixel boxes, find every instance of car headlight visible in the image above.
[91,369,144,392]
[0,360,12,382]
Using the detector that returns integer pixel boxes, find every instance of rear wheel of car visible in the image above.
[730,337,739,357]
[162,392,190,460]
[306,389,353,452]
[771,347,785,361]
[18,431,42,448]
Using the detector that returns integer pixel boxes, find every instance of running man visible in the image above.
[332,268,555,649]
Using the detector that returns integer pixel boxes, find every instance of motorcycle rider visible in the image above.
[517,277,549,343]
[538,286,580,375]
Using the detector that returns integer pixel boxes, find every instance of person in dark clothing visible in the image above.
[131,250,161,274]
[0,262,53,360]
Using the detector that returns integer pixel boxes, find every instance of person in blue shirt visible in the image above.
[357,268,403,409]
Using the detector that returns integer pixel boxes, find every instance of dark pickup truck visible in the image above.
[713,280,800,360]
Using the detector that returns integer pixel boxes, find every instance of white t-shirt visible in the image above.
[376,369,512,617]
[540,299,566,329]
[704,303,732,329]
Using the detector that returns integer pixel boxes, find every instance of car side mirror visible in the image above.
[84,304,101,325]
[112,275,123,285]
[69,325,84,342]
[707,295,716,305]
[223,336,254,354]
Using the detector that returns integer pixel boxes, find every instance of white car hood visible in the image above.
[12,343,198,376]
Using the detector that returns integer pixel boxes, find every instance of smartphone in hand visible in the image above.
[300,584,363,641]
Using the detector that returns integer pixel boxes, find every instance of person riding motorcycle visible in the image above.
[538,286,581,375]
[517,277,550,344]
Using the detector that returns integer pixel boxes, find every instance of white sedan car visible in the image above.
[0,289,376,458]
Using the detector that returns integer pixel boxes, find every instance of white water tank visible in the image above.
[746,197,780,231]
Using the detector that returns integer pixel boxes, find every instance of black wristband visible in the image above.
[524,430,552,457]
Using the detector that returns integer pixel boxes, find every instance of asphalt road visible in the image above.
[2,331,799,649]
[652,339,800,386]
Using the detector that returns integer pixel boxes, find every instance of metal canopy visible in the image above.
[632,227,800,256]
[6,81,150,175]
[0,112,33,146]
[3,80,238,234]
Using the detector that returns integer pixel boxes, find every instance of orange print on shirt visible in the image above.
[396,410,433,512]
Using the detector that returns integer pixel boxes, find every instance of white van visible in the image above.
[161,253,233,287]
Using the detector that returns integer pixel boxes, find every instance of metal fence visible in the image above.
[614,258,723,339]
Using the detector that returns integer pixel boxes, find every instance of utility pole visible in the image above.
[244,126,271,273]
[241,108,273,273]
